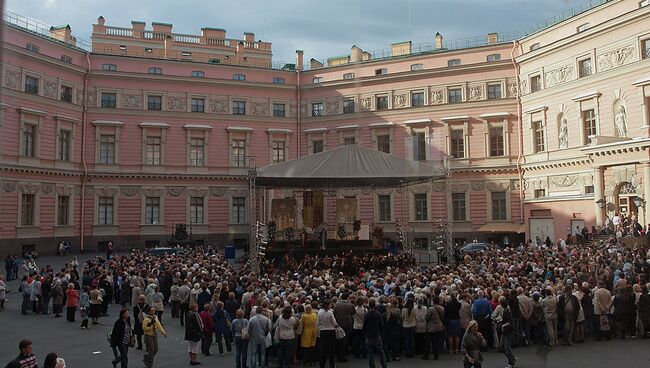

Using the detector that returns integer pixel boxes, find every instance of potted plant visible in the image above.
[371,225,384,247]
[337,223,347,240]
[267,221,277,246]
[284,227,295,242]
[353,220,361,240]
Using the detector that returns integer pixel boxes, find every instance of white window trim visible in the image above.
[141,190,164,225]
[442,117,470,159]
[449,191,469,223]
[93,190,119,226]
[140,123,169,166]
[528,107,548,154]
[187,192,208,225]
[229,194,248,225]
[487,190,511,221]
[268,130,291,164]
[54,193,74,226]
[306,130,328,154]
[17,189,40,228]
[97,88,120,108]
[482,115,510,158]
[577,95,600,145]
[54,115,77,162]
[370,123,394,153]
[93,121,123,165]
[184,125,211,167]
[17,108,44,160]
[337,125,359,146]
[228,129,252,167]
[410,191,430,222]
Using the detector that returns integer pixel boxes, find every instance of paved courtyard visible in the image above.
[1,255,649,368]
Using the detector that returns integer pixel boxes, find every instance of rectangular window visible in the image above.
[534,189,546,198]
[273,103,286,117]
[312,77,324,84]
[231,197,246,224]
[489,127,504,157]
[57,196,70,225]
[377,134,390,154]
[25,76,39,95]
[272,141,286,163]
[643,38,650,60]
[584,185,595,194]
[376,96,388,110]
[447,59,461,67]
[343,99,355,114]
[189,138,205,166]
[343,136,356,145]
[411,91,425,107]
[22,124,36,157]
[533,121,545,152]
[452,193,466,221]
[99,134,116,164]
[312,139,324,154]
[148,67,162,75]
[272,77,285,84]
[191,98,205,113]
[530,75,541,93]
[413,132,427,161]
[491,191,507,220]
[487,84,502,99]
[378,195,391,222]
[145,136,162,165]
[60,85,73,103]
[487,53,501,62]
[98,196,114,225]
[189,197,204,224]
[579,58,592,78]
[101,93,117,108]
[343,73,355,79]
[312,102,323,117]
[375,68,387,75]
[58,130,71,161]
[414,193,428,221]
[451,129,465,158]
[410,63,424,71]
[145,197,160,224]
[232,100,246,115]
[102,64,117,71]
[448,88,462,103]
[233,74,246,81]
[583,109,597,143]
[147,95,162,110]
[191,71,205,78]
[61,55,72,63]
[26,43,39,53]
[232,139,246,167]
[21,194,35,226]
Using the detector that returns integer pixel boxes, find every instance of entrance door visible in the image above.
[616,182,638,216]
[529,218,554,244]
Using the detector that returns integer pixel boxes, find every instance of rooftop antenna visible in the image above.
[408,0,412,41]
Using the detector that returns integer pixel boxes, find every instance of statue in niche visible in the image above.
[615,105,627,137]
[558,117,568,149]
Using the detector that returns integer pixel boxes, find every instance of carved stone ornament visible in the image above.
[392,94,407,108]
[3,69,20,89]
[166,186,186,197]
[432,182,445,192]
[120,186,140,196]
[471,182,485,191]
[76,89,84,105]
[166,96,186,111]
[43,79,58,98]
[359,97,372,111]
[511,180,521,191]
[325,99,339,115]
[143,188,163,197]
[122,94,143,109]
[2,181,17,193]
[187,189,208,197]
[86,91,97,107]
[40,183,55,194]
[430,89,444,104]
[449,183,470,192]
[250,101,268,116]
[300,103,308,116]
[468,86,483,101]
[56,186,74,196]
[519,80,528,95]
[209,97,228,113]
[209,187,227,197]
[544,65,574,87]
[96,187,118,197]
[598,46,635,72]
[507,82,518,97]
[19,183,40,194]
[288,103,298,117]
[485,181,510,191]
[229,188,247,197]
[550,175,578,188]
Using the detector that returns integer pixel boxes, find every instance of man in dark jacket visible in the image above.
[363,298,387,368]
[558,285,580,345]
[185,304,204,366]
[9,339,38,368]
[334,292,355,362]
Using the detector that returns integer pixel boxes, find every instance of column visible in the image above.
[593,166,604,226]
[643,161,650,227]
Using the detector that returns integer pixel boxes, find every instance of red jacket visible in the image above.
[200,310,214,333]
[66,288,79,307]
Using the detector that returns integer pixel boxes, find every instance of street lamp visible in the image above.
[632,196,646,208]
[595,198,606,209]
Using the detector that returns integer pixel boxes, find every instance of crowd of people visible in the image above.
[3,232,650,368]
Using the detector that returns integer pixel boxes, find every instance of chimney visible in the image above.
[244,32,255,44]
[164,34,173,59]
[152,22,173,34]
[93,16,106,35]
[350,45,363,63]
[131,21,145,38]
[310,58,324,69]
[49,25,76,46]
[435,32,443,49]
[362,51,372,61]
[296,50,304,71]
[391,41,411,56]
[487,32,498,45]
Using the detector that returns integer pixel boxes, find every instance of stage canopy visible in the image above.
[255,144,445,188]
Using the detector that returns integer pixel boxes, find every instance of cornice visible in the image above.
[3,42,88,73]
[86,107,293,124]
[521,157,593,171]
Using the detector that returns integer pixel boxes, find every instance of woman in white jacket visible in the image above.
[274,305,297,368]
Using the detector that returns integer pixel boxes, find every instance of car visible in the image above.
[460,242,489,254]
[147,247,186,256]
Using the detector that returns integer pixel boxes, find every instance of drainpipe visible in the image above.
[296,70,301,158]
[80,51,91,253]
[511,40,525,224]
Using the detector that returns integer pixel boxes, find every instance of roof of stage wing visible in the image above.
[255,144,445,188]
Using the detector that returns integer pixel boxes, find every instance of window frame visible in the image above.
[489,127,505,157]
[189,196,205,224]
[450,129,465,159]
[272,77,286,84]
[343,99,355,114]
[343,72,355,80]
[233,73,246,81]
[410,63,424,71]
[487,53,501,62]
[147,67,162,75]
[311,139,324,154]
[487,83,502,99]
[451,192,467,221]
[377,194,392,222]
[101,63,117,71]
[231,138,247,167]
[411,91,425,107]
[271,140,286,164]
[57,129,71,161]
[448,87,463,103]
[99,134,116,164]
[231,196,246,224]
[20,193,35,226]
[57,195,70,226]
[189,137,205,167]
[147,95,162,111]
[97,196,114,225]
[145,136,162,165]
[533,120,546,153]
[491,191,508,221]
[272,103,286,118]
[191,97,205,113]
[191,70,205,78]
[447,58,461,67]
[413,193,428,221]
[578,57,593,78]
[582,108,597,144]
[100,92,117,108]
[376,134,391,154]
[24,76,39,95]
[375,95,389,110]
[311,102,324,117]
[144,196,161,224]
[60,85,73,103]
[232,100,246,115]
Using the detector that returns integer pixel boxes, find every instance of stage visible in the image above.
[263,239,390,260]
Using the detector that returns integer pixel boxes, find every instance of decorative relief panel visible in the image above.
[86,90,97,107]
[288,103,298,118]
[432,182,445,192]
[544,65,574,87]
[597,46,635,72]
[19,183,40,194]
[468,86,483,101]
[3,68,20,89]
[485,181,510,191]
[209,97,228,113]
[429,89,444,104]
[359,97,372,111]
[76,89,85,105]
[229,188,247,197]
[96,187,118,197]
[392,94,407,108]
[507,80,518,98]
[2,181,17,193]
[166,96,186,111]
[166,186,186,197]
[122,94,143,109]
[300,103,308,116]
[209,187,227,197]
[471,182,485,191]
[42,79,58,98]
[250,101,268,116]
[187,188,208,197]
[325,99,339,115]
[519,80,528,96]
[40,183,55,195]
[120,186,140,196]
[449,183,470,192]
[143,188,163,197]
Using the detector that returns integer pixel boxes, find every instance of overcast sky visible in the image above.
[6,0,583,62]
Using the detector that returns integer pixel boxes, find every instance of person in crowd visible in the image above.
[152,286,164,322]
[471,290,493,348]
[184,304,204,366]
[558,284,580,345]
[20,276,31,315]
[110,308,132,368]
[613,284,636,338]
[142,305,167,368]
[300,304,318,366]
[42,352,66,368]
[401,298,417,358]
[542,288,558,346]
[79,286,90,329]
[231,309,249,368]
[462,320,486,368]
[353,297,368,359]
[333,293,355,362]
[423,295,445,360]
[41,275,51,315]
[249,305,272,368]
[179,280,191,327]
[0,276,6,311]
[212,300,232,355]
[274,305,297,368]
[65,283,79,323]
[8,339,38,368]
[594,280,613,340]
[497,297,517,368]
[199,303,214,357]
[133,295,149,350]
[317,300,338,368]
[170,280,180,319]
[51,280,64,318]
[363,298,387,368]
[445,291,462,354]
[89,283,103,325]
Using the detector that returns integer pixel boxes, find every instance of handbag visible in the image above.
[265,332,273,348]
[129,335,136,348]
[241,324,250,340]
[296,319,304,335]
[335,326,346,339]
[599,314,611,332]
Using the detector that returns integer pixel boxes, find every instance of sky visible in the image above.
[6,0,584,63]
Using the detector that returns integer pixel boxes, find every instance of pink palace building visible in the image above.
[1,0,649,256]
